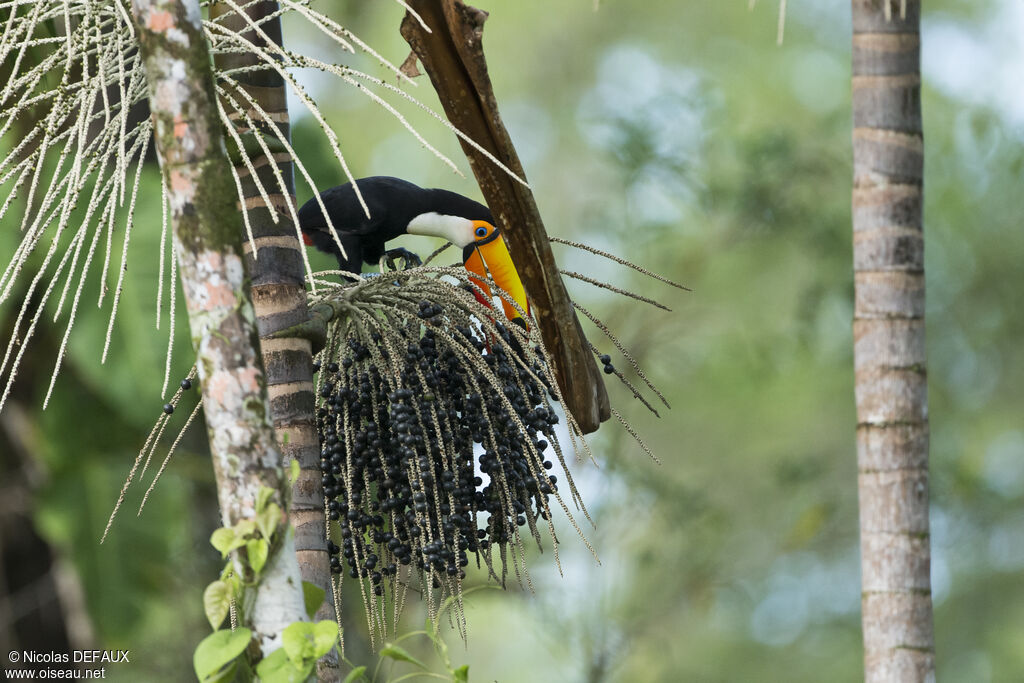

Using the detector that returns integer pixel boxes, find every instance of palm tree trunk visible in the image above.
[129,0,306,653]
[209,3,337,677]
[851,2,935,680]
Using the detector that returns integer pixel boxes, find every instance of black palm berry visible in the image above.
[162,403,174,415]
[180,378,192,390]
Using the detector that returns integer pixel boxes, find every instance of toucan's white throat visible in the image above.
[407,212,474,248]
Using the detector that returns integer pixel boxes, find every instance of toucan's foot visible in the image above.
[382,247,422,271]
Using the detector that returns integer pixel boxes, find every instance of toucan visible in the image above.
[297,176,530,327]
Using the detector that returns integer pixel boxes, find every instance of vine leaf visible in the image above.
[380,643,428,670]
[342,666,368,683]
[256,647,308,683]
[210,528,244,558]
[193,628,252,683]
[302,581,327,620]
[203,580,232,631]
[256,502,282,542]
[247,539,269,575]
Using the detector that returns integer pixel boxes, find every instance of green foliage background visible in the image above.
[2,1,1022,681]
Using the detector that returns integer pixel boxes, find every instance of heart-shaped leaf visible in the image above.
[202,581,231,631]
[302,581,326,619]
[246,539,268,575]
[193,628,251,682]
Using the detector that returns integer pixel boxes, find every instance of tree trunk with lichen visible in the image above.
[852,2,935,681]
[128,0,306,656]
[208,3,338,677]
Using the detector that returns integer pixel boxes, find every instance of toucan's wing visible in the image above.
[301,177,428,236]
[304,227,363,273]
[298,176,432,271]
[298,180,394,270]
[304,184,388,236]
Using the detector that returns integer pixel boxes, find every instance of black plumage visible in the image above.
[298,176,493,273]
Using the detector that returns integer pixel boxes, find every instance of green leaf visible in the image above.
[210,528,244,558]
[302,581,326,619]
[282,622,314,668]
[256,502,282,542]
[234,654,254,683]
[203,581,232,631]
[341,666,367,683]
[235,519,257,538]
[380,643,427,670]
[193,628,251,682]
[246,539,269,575]
[221,570,242,601]
[311,621,339,658]
[255,647,311,683]
[453,665,469,682]
[200,661,237,683]
[288,459,300,485]
[256,485,275,514]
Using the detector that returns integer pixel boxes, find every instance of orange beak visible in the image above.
[463,235,530,327]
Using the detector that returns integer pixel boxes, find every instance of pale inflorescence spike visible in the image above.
[549,237,689,290]
[156,175,169,332]
[561,269,671,311]
[104,365,198,540]
[572,300,670,410]
[777,0,787,45]
[101,128,152,364]
[139,398,203,515]
[2,0,536,417]
[204,4,371,222]
[1,0,151,410]
[161,244,177,400]
[214,78,323,287]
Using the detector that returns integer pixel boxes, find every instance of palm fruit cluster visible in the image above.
[312,270,586,614]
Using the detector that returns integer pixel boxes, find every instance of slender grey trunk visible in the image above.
[128,0,306,655]
[852,2,935,681]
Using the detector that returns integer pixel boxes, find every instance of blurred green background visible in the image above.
[2,1,1023,681]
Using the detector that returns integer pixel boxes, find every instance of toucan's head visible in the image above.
[461,221,529,327]
[406,213,530,327]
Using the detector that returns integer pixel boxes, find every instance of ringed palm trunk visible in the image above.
[209,2,338,677]
[851,1,935,680]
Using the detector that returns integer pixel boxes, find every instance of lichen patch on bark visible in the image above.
[179,249,246,310]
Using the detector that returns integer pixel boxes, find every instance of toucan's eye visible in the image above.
[474,226,488,238]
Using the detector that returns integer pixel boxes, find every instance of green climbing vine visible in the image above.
[194,462,340,683]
